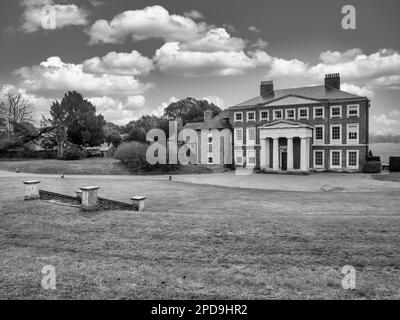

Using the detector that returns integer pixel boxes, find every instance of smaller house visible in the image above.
[99,142,116,157]
[183,110,232,166]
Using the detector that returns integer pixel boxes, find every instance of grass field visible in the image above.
[372,172,400,183]
[1,175,399,299]
[0,158,213,175]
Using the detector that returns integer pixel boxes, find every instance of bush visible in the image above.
[368,156,381,162]
[114,141,182,172]
[64,149,81,160]
[114,141,148,168]
[389,157,400,172]
[362,161,381,173]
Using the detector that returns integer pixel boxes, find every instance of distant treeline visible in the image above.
[370,135,400,143]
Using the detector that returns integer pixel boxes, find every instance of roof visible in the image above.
[231,85,367,109]
[184,118,230,130]
[184,110,231,130]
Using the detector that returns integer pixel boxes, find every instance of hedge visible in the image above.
[389,157,400,172]
[362,161,381,173]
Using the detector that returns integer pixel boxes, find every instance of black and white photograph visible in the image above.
[0,0,399,310]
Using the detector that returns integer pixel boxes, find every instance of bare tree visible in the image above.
[0,93,34,137]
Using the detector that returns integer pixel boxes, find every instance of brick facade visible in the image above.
[227,74,370,172]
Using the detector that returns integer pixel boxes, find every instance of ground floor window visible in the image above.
[208,157,213,164]
[235,150,243,165]
[330,150,342,168]
[313,150,324,168]
[347,150,359,169]
[247,150,256,167]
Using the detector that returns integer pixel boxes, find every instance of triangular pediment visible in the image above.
[262,95,319,106]
[259,120,313,130]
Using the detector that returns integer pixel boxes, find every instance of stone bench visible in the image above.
[130,196,146,212]
[23,180,41,200]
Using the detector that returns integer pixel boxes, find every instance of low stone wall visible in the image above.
[39,190,133,211]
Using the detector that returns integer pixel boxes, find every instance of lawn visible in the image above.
[0,158,213,175]
[372,172,400,183]
[0,175,399,299]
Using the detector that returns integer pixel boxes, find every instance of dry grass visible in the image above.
[0,176,400,299]
[372,172,400,182]
[0,158,213,175]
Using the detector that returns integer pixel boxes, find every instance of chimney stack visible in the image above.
[260,80,273,95]
[324,73,340,90]
[204,110,213,122]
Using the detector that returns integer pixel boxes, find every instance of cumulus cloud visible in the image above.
[82,50,154,76]
[181,28,246,52]
[251,38,268,50]
[154,42,270,77]
[319,48,363,65]
[371,110,400,135]
[183,10,204,20]
[21,0,88,33]
[341,83,374,98]
[14,56,151,95]
[88,95,148,124]
[265,48,400,92]
[87,5,208,44]
[367,75,400,90]
[248,25,260,33]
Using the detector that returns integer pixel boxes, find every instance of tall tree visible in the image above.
[49,91,106,158]
[0,93,34,138]
[163,97,221,124]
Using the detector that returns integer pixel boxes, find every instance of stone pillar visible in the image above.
[272,138,279,171]
[75,190,82,201]
[287,137,294,171]
[260,138,267,169]
[265,138,270,169]
[23,180,41,200]
[131,196,146,212]
[300,138,309,171]
[80,186,100,211]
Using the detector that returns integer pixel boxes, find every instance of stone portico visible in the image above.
[259,120,313,172]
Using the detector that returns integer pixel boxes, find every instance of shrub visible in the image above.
[64,148,81,160]
[114,141,148,168]
[389,156,400,172]
[362,161,381,173]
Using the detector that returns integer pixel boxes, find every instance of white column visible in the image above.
[300,138,309,171]
[260,138,267,169]
[272,138,279,171]
[287,137,294,171]
[265,138,270,168]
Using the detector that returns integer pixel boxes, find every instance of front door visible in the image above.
[281,151,287,170]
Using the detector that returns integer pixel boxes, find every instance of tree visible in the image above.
[163,97,221,124]
[105,130,122,147]
[0,93,34,138]
[124,115,169,143]
[49,91,106,158]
